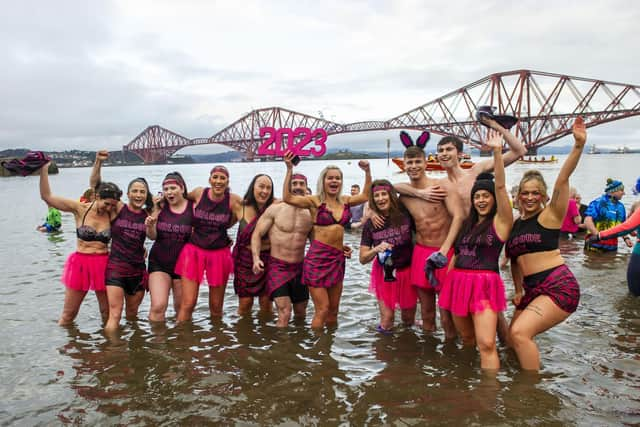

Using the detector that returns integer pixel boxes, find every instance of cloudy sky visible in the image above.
[2,0,639,153]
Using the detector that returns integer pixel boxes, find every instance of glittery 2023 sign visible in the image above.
[257,127,328,157]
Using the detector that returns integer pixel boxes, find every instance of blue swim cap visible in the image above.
[634,177,640,195]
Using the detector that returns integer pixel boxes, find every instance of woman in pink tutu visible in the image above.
[359,179,416,333]
[283,152,371,329]
[438,131,512,370]
[39,160,122,325]
[90,151,153,332]
[175,165,243,322]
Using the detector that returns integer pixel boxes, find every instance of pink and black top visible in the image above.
[506,212,560,260]
[106,205,148,279]
[148,201,193,273]
[454,222,504,272]
[360,213,414,269]
[315,203,352,227]
[189,188,232,250]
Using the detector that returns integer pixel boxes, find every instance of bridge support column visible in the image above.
[525,146,538,156]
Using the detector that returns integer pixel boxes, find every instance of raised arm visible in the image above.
[251,205,276,274]
[40,163,82,214]
[89,150,109,189]
[486,131,513,240]
[439,190,464,255]
[282,152,314,209]
[186,186,205,202]
[394,182,446,203]
[593,208,640,241]
[547,117,587,223]
[474,117,526,172]
[346,160,371,206]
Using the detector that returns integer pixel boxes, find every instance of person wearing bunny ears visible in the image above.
[397,131,464,339]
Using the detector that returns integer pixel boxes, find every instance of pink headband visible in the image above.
[162,179,181,187]
[373,185,393,193]
[210,166,229,177]
[292,173,308,184]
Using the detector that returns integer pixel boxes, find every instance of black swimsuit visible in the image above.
[76,202,111,244]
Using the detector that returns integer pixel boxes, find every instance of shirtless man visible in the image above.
[251,173,313,327]
[397,118,527,343]
[400,145,464,339]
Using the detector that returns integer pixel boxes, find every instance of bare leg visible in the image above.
[378,300,395,331]
[471,309,499,370]
[274,296,293,327]
[237,296,254,316]
[124,290,145,320]
[177,278,199,323]
[148,272,171,322]
[208,285,226,318]
[452,314,475,346]
[400,306,417,326]
[416,288,436,332]
[59,288,88,325]
[95,290,109,323]
[509,295,570,371]
[258,294,273,315]
[496,312,511,347]
[293,300,308,320]
[309,288,330,329]
[171,279,183,316]
[439,306,457,340]
[104,286,124,332]
[326,282,344,325]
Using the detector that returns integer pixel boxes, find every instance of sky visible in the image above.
[1,0,639,154]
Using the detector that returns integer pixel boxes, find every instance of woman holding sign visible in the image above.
[283,151,371,329]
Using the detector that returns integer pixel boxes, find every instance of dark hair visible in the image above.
[403,146,425,159]
[128,177,154,212]
[455,173,497,249]
[95,181,122,201]
[163,171,188,198]
[243,174,274,212]
[438,136,464,152]
[368,179,405,226]
[351,184,360,189]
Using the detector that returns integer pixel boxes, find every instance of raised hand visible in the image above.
[96,150,109,162]
[479,116,505,132]
[484,129,504,150]
[358,160,370,172]
[572,116,586,147]
[283,151,295,169]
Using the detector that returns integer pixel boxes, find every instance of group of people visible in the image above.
[36,114,638,372]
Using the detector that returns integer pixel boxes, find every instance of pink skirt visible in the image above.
[61,252,108,292]
[438,268,507,317]
[410,244,453,293]
[174,243,232,287]
[369,262,417,310]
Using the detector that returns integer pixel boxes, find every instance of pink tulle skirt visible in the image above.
[61,252,108,292]
[410,244,453,293]
[174,243,232,287]
[438,268,506,317]
[369,262,417,310]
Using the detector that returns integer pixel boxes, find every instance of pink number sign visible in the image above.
[257,127,327,157]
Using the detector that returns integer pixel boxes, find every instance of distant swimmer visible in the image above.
[37,204,62,233]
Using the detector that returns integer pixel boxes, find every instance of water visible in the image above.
[1,155,639,425]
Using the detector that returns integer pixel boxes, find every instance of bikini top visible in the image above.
[76,202,111,244]
[314,202,352,227]
[505,212,559,260]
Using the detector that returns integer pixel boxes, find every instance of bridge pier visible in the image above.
[525,146,538,156]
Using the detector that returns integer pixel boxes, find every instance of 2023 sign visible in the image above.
[257,127,328,157]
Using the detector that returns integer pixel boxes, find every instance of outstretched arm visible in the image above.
[593,208,640,241]
[547,117,587,223]
[40,163,82,214]
[282,152,314,209]
[394,182,447,203]
[485,131,513,240]
[89,150,109,189]
[474,118,526,172]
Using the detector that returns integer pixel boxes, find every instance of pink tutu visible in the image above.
[61,252,108,292]
[438,268,507,317]
[174,243,232,287]
[369,262,417,310]
[410,244,453,293]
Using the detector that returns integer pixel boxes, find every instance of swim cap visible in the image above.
[605,178,624,194]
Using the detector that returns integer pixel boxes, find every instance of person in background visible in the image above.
[38,204,62,233]
[347,184,366,229]
[583,178,632,252]
[560,187,583,238]
[80,188,95,203]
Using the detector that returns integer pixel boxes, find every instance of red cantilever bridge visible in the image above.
[124,69,640,163]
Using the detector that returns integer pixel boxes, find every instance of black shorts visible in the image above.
[270,275,309,304]
[106,275,145,296]
[148,260,181,280]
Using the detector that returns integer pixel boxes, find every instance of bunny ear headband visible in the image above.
[400,130,430,149]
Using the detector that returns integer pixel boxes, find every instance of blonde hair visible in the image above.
[518,170,549,208]
[317,165,343,203]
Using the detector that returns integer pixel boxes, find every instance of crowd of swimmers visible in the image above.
[36,115,640,372]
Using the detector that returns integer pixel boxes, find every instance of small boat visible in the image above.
[517,156,558,164]
[587,144,601,155]
[392,158,474,172]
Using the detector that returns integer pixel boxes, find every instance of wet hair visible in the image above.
[403,146,425,159]
[317,166,343,203]
[437,136,464,153]
[243,174,274,212]
[128,177,154,212]
[351,184,360,190]
[517,170,549,208]
[162,171,188,198]
[455,173,497,249]
[368,179,405,226]
[95,181,122,201]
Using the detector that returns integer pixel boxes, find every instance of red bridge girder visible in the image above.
[124,70,640,163]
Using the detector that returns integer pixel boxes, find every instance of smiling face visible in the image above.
[97,197,118,215]
[253,175,273,205]
[209,171,229,196]
[436,142,460,168]
[518,180,545,216]
[127,182,148,210]
[291,178,307,196]
[403,154,426,181]
[323,169,342,196]
[473,189,495,219]
[610,189,625,201]
[373,189,391,214]
[163,182,185,206]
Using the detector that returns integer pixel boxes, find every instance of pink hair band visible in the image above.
[210,166,229,177]
[292,173,308,184]
[373,185,393,193]
[162,179,181,187]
